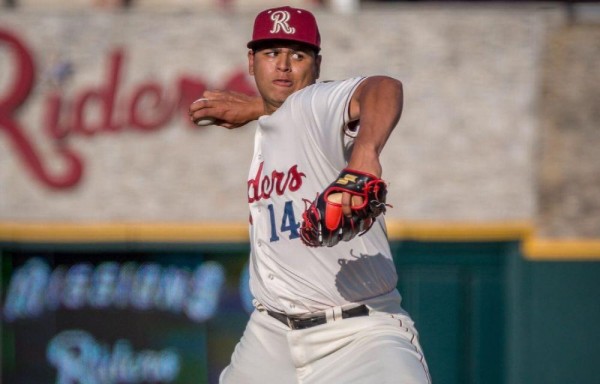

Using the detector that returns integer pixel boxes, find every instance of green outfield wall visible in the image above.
[394,240,600,384]
[1,223,599,384]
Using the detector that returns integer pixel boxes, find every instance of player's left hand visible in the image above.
[299,169,390,247]
[189,90,262,129]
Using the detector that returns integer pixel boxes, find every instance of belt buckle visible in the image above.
[286,317,294,329]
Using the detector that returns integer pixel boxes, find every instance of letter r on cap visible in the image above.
[270,11,296,34]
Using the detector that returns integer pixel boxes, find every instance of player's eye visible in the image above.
[291,52,305,60]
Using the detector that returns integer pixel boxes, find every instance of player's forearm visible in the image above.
[347,76,403,177]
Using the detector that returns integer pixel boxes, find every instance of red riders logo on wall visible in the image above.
[0,28,257,189]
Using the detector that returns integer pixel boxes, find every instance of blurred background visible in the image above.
[1,0,599,383]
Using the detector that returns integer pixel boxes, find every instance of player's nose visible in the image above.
[275,53,291,72]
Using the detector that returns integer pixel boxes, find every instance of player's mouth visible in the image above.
[273,79,293,87]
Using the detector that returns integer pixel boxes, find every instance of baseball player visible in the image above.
[189,6,430,384]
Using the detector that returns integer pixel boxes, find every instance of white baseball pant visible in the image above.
[219,292,431,384]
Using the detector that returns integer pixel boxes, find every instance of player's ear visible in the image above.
[314,54,322,80]
[248,50,255,76]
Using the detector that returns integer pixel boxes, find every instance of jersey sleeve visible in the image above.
[290,77,366,171]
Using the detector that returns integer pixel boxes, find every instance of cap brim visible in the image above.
[247,38,320,52]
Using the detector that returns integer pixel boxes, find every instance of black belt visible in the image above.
[266,305,369,330]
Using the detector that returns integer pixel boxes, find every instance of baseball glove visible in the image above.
[299,169,389,247]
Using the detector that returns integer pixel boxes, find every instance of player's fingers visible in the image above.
[352,195,364,208]
[190,106,212,121]
[341,192,352,217]
[189,97,209,114]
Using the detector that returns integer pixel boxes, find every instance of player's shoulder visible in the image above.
[311,77,365,92]
[292,77,366,100]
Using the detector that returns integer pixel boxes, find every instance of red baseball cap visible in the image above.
[247,6,321,51]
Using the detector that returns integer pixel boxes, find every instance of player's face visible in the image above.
[249,43,321,114]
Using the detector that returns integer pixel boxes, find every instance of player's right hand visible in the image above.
[189,90,263,129]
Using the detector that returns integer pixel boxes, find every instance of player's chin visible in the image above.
[266,93,291,109]
[272,87,294,98]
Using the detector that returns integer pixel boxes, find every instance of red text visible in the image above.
[0,28,257,189]
[248,161,306,203]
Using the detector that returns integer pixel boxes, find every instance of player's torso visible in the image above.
[247,79,398,315]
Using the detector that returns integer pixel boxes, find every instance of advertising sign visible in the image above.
[1,247,252,383]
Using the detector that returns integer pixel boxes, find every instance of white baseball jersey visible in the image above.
[247,77,399,316]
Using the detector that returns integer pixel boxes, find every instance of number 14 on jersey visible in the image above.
[267,200,301,242]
